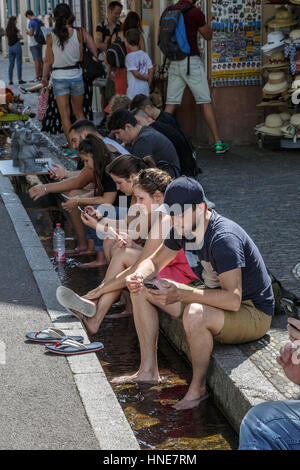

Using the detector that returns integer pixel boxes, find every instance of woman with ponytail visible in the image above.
[42,3,98,154]
[57,163,197,332]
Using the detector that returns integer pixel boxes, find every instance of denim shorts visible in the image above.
[30,45,43,60]
[85,205,128,252]
[52,75,84,97]
[166,56,211,105]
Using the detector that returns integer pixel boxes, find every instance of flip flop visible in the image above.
[45,338,104,356]
[25,328,84,344]
[56,286,96,320]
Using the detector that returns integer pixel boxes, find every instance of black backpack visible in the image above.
[106,36,126,68]
[34,19,46,46]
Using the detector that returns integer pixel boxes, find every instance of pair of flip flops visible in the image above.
[25,327,103,356]
[56,286,96,321]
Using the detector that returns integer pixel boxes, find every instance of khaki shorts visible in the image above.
[166,56,212,105]
[169,280,272,344]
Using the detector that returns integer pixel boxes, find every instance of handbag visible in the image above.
[37,87,49,121]
[78,28,105,80]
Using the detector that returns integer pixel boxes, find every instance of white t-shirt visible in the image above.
[51,30,82,80]
[125,50,153,100]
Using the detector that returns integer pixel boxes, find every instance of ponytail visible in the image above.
[53,4,75,49]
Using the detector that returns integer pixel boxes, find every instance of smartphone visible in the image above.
[61,193,84,213]
[108,226,127,245]
[143,281,159,290]
[283,298,300,331]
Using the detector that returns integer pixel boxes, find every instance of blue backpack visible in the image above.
[158,4,192,72]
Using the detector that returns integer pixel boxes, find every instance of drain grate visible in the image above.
[292,263,300,281]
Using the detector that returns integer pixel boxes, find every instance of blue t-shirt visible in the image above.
[164,210,274,316]
[28,18,44,34]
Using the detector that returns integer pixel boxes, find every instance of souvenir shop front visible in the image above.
[125,0,265,144]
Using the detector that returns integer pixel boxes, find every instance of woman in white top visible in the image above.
[42,3,98,151]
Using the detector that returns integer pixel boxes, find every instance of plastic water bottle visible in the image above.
[53,223,66,263]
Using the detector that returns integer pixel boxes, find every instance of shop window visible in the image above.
[7,0,12,17]
[34,0,41,16]
[41,0,47,15]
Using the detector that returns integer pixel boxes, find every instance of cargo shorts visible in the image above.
[166,55,212,105]
[168,279,272,344]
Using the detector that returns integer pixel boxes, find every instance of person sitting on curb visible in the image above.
[107,109,181,178]
[239,317,300,450]
[57,165,197,331]
[112,176,274,411]
[29,119,127,254]
[130,93,179,129]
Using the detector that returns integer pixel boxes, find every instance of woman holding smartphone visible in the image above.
[57,159,197,333]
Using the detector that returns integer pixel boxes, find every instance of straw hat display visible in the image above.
[290,0,300,5]
[262,71,289,95]
[254,114,284,136]
[284,28,300,44]
[267,7,298,29]
[262,51,290,70]
[281,113,300,137]
[261,31,285,56]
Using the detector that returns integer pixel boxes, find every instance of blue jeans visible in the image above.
[239,401,300,450]
[8,42,22,82]
[85,205,128,252]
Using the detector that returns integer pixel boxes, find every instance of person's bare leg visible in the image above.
[201,102,221,143]
[103,237,116,263]
[172,303,224,411]
[164,103,177,115]
[38,59,43,79]
[70,93,85,121]
[33,59,39,79]
[67,207,88,252]
[56,94,72,146]
[111,289,182,385]
[78,251,107,268]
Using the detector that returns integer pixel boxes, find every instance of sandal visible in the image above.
[25,327,84,344]
[45,338,104,356]
[56,286,96,320]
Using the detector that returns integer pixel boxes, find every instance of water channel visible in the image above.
[0,140,238,450]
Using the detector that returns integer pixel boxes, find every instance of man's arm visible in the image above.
[95,26,109,52]
[198,23,212,41]
[179,268,242,312]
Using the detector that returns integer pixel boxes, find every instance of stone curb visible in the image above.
[158,312,286,434]
[0,174,140,450]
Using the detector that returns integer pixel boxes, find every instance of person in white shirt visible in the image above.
[124,29,154,100]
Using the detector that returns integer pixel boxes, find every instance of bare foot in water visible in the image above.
[172,389,209,411]
[78,259,108,269]
[105,310,132,319]
[111,372,161,385]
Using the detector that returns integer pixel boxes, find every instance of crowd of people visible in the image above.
[5,0,300,450]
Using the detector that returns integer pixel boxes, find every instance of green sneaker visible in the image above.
[62,148,78,158]
[214,141,229,154]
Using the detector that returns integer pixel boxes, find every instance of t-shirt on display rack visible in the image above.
[254,2,300,149]
[210,0,262,87]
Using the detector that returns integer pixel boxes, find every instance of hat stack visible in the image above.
[255,4,300,144]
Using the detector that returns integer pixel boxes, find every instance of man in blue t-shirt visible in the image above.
[25,10,44,82]
[111,177,274,411]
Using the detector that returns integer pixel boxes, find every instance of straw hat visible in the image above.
[255,114,283,136]
[262,31,285,56]
[284,29,300,44]
[281,113,300,137]
[263,71,289,95]
[262,51,290,69]
[290,0,300,5]
[267,7,298,29]
[280,111,291,124]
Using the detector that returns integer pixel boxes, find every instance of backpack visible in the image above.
[34,19,46,46]
[106,35,126,68]
[158,4,192,62]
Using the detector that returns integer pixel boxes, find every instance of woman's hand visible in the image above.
[41,77,48,88]
[82,286,102,301]
[61,198,79,213]
[84,206,103,221]
[126,272,145,295]
[80,210,98,230]
[49,163,65,181]
[29,185,46,201]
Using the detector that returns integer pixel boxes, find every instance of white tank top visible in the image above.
[51,29,82,80]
